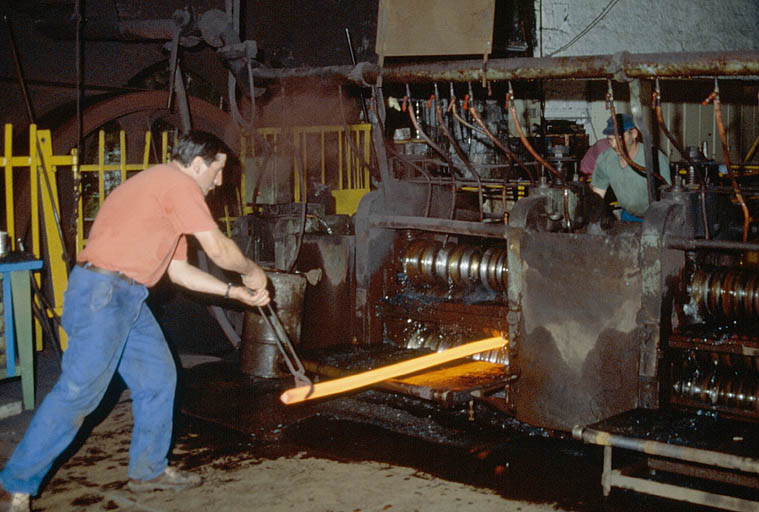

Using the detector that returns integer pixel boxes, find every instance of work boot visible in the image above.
[0,487,30,512]
[127,467,202,493]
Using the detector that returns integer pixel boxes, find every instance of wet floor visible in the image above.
[178,359,749,512]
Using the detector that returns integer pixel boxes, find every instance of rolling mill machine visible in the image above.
[239,50,759,508]
[242,50,759,430]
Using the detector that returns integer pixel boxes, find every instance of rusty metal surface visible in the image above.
[376,0,495,57]
[370,214,507,238]
[577,408,759,510]
[380,300,508,333]
[52,90,240,155]
[510,228,643,431]
[382,360,510,405]
[240,271,306,377]
[295,235,355,349]
[250,51,759,85]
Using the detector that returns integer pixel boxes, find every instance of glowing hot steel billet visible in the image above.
[280,336,507,404]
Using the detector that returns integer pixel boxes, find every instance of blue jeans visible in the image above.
[0,265,176,494]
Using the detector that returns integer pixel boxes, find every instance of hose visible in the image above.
[706,80,750,242]
[606,81,666,185]
[505,85,576,231]
[407,87,458,221]
[385,144,433,217]
[653,80,710,239]
[468,105,536,186]
[436,104,484,221]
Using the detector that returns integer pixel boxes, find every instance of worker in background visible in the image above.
[591,113,671,222]
[0,131,271,512]
[579,137,611,178]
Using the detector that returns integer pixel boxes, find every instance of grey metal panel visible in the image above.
[511,229,643,431]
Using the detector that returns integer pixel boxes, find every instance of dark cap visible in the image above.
[602,113,636,135]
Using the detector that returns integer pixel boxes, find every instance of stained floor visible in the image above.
[0,344,755,511]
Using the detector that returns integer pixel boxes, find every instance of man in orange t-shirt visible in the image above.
[1,131,270,510]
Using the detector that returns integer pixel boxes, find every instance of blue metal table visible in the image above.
[0,259,44,410]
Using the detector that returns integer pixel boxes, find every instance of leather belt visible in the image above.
[77,262,137,285]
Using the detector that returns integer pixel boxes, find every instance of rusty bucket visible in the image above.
[240,271,307,377]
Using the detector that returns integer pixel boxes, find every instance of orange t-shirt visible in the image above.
[78,164,218,286]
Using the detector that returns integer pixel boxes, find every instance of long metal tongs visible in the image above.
[257,303,314,398]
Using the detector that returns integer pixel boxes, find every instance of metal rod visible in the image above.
[173,63,192,132]
[4,15,35,123]
[369,214,506,238]
[167,25,180,110]
[281,336,507,404]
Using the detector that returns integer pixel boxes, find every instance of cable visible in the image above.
[548,0,622,57]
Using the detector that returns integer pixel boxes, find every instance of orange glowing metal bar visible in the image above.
[280,336,507,404]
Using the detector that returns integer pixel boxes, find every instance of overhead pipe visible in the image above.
[249,51,759,85]
[43,16,759,82]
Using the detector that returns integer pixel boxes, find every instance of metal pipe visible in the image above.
[606,82,647,175]
[450,99,483,134]
[369,214,506,238]
[573,426,759,474]
[249,51,759,85]
[665,236,759,252]
[630,79,658,205]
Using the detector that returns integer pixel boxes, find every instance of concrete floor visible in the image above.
[0,345,574,512]
[0,340,733,512]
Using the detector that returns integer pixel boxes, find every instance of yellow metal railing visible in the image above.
[241,123,371,215]
[75,131,171,253]
[3,124,74,348]
[3,123,372,350]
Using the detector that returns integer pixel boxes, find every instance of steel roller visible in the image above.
[688,268,759,321]
[673,369,759,412]
[401,240,508,291]
[403,326,510,366]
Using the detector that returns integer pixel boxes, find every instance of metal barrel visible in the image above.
[240,271,307,377]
